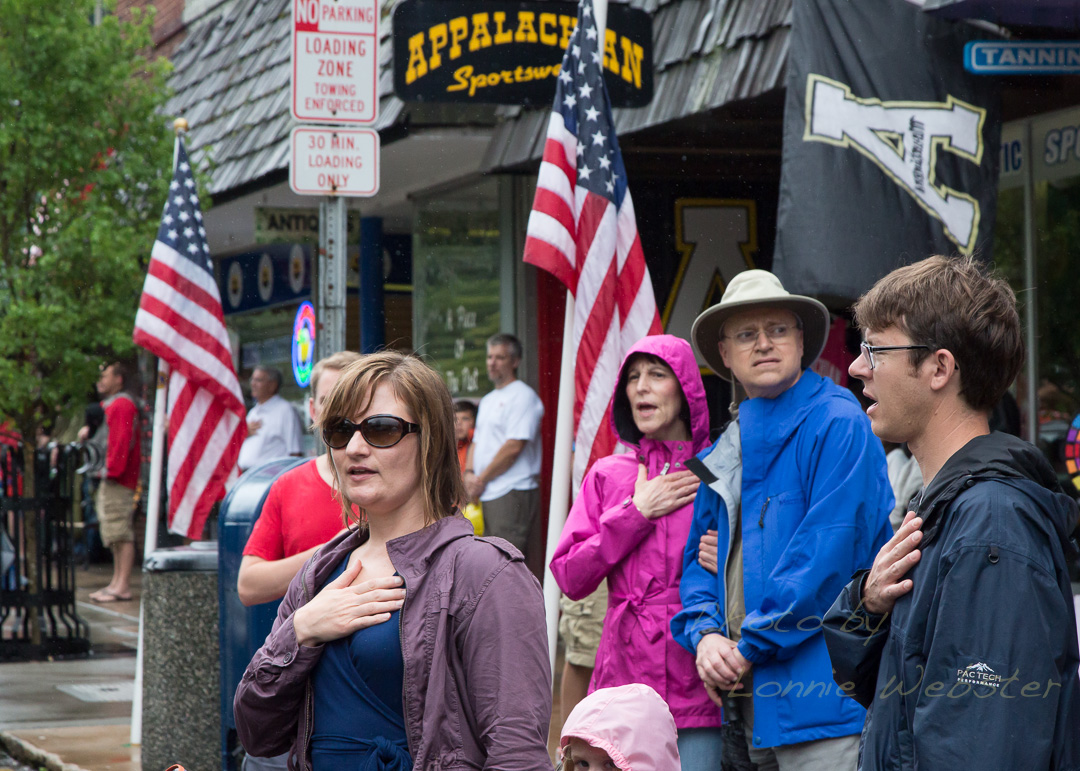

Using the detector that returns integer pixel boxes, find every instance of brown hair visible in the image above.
[104,360,136,392]
[852,255,1023,412]
[316,351,466,527]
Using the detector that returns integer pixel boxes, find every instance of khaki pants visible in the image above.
[97,479,136,547]
[558,583,609,668]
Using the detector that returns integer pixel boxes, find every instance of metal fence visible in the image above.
[0,442,90,661]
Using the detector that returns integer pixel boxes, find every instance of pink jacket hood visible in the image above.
[610,334,709,454]
[560,684,681,771]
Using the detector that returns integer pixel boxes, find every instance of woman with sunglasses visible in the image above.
[550,335,724,769]
[235,352,552,771]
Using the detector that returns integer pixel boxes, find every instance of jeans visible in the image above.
[677,726,725,771]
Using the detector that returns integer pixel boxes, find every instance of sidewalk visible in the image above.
[0,562,141,771]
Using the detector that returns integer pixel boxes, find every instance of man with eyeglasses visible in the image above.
[671,269,893,771]
[823,256,1080,771]
[464,333,545,580]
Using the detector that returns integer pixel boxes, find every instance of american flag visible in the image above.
[524,0,662,493]
[133,138,246,539]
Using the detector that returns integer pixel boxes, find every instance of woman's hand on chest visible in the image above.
[632,464,700,520]
[292,546,406,647]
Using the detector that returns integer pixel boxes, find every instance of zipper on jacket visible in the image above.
[759,496,771,528]
[301,680,313,771]
[398,573,415,760]
[660,462,670,476]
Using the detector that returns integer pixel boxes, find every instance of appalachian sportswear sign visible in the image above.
[392,0,653,106]
[772,0,1001,302]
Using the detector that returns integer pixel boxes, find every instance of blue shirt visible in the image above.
[310,557,411,771]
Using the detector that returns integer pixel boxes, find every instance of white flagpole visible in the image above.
[542,294,576,679]
[594,0,608,43]
[540,0,610,688]
[131,119,185,745]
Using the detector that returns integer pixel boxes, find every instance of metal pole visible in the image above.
[132,362,167,745]
[133,119,187,745]
[1023,120,1038,444]
[540,0,610,687]
[318,196,348,360]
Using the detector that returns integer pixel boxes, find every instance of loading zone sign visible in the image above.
[292,0,379,124]
[290,127,380,197]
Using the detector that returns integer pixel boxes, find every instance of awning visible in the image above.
[915,0,1080,29]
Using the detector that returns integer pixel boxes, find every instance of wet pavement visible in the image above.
[1,563,140,771]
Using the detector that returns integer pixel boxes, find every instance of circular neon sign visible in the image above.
[292,302,316,388]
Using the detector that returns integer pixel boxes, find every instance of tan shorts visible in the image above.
[97,479,136,547]
[558,582,609,668]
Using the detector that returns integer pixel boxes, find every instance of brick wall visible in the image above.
[116,0,188,59]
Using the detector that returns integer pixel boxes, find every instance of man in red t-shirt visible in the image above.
[85,361,141,603]
[237,351,360,606]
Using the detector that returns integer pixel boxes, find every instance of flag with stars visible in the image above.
[523,0,662,494]
[133,137,246,539]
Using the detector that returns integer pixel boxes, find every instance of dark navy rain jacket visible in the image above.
[824,432,1080,771]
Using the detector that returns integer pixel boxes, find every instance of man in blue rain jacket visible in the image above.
[671,270,894,769]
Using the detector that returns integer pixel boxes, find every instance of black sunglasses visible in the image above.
[323,415,421,449]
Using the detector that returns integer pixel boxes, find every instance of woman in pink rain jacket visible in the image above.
[550,335,722,768]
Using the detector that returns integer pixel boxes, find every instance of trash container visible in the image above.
[142,541,220,771]
[218,458,307,771]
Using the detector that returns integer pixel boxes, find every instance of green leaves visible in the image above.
[0,0,173,438]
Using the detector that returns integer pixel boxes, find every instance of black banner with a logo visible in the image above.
[772,0,1001,304]
[392,0,653,106]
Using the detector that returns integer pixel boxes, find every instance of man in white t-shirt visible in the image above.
[237,366,304,472]
[465,333,545,579]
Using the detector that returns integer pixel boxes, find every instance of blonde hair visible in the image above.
[310,351,362,396]
[316,351,466,527]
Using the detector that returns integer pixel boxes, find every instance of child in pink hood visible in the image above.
[559,683,681,771]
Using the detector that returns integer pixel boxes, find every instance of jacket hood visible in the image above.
[610,335,709,453]
[919,432,1080,552]
[559,684,681,771]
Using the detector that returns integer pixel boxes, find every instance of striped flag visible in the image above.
[133,138,246,539]
[523,0,662,493]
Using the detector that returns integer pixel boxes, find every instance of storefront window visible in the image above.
[412,178,503,398]
[994,138,1080,479]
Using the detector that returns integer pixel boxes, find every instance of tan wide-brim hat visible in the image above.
[691,269,831,381]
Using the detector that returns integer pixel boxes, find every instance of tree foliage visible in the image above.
[0,0,172,442]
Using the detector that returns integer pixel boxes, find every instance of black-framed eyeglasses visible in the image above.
[323,415,421,449]
[859,342,930,371]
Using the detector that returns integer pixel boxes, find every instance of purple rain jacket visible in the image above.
[549,334,723,729]
[233,515,552,771]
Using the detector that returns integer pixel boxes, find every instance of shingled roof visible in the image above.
[166,0,790,196]
[165,0,409,197]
